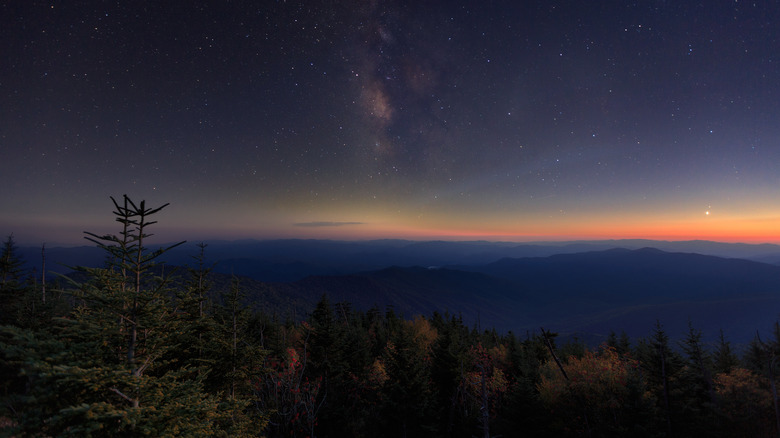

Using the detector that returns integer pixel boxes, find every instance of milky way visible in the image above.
[2,1,780,245]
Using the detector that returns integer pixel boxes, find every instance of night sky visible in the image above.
[3,1,780,245]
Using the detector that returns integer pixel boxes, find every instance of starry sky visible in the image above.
[2,1,780,246]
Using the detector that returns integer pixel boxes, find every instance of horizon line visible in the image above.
[9,235,780,248]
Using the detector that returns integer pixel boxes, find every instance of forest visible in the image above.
[3,196,780,437]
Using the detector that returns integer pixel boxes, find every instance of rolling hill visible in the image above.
[14,239,780,344]
[215,247,780,345]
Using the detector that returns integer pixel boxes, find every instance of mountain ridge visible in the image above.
[15,238,780,282]
[12,239,780,344]
[213,247,780,345]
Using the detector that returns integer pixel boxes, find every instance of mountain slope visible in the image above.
[268,266,533,327]
[473,247,780,304]
[253,248,780,344]
[16,241,780,343]
[17,239,780,282]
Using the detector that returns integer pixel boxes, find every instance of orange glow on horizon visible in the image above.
[311,212,780,244]
[253,221,780,245]
[18,206,780,246]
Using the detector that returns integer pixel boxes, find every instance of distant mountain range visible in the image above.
[15,239,780,345]
[18,238,780,281]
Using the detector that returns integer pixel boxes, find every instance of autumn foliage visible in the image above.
[4,197,780,437]
[538,346,647,435]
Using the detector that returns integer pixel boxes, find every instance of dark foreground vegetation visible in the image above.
[3,196,780,437]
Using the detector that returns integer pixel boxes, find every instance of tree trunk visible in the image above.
[767,355,780,437]
[480,364,490,438]
[660,344,672,437]
[40,243,46,304]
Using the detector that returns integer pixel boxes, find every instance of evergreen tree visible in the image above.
[301,294,348,435]
[494,331,552,437]
[677,322,717,436]
[636,321,683,436]
[172,242,217,370]
[1,196,223,436]
[606,330,619,351]
[3,241,67,330]
[744,334,768,374]
[606,329,632,356]
[307,294,346,386]
[0,235,26,325]
[430,312,474,437]
[333,303,380,436]
[380,316,437,436]
[211,275,268,436]
[713,329,739,375]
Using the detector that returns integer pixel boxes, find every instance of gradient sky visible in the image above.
[2,1,780,245]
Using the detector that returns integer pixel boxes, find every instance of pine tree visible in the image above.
[0,234,26,325]
[713,329,739,375]
[380,316,437,436]
[300,294,348,435]
[606,329,632,356]
[677,321,717,436]
[430,312,474,436]
[163,243,221,389]
[211,275,268,436]
[636,320,683,436]
[174,242,217,368]
[495,331,552,437]
[307,294,346,385]
[1,196,223,436]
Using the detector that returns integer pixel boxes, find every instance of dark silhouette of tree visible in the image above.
[0,235,26,325]
[636,321,683,436]
[381,315,437,437]
[606,329,632,356]
[677,321,718,436]
[713,328,740,375]
[430,311,473,436]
